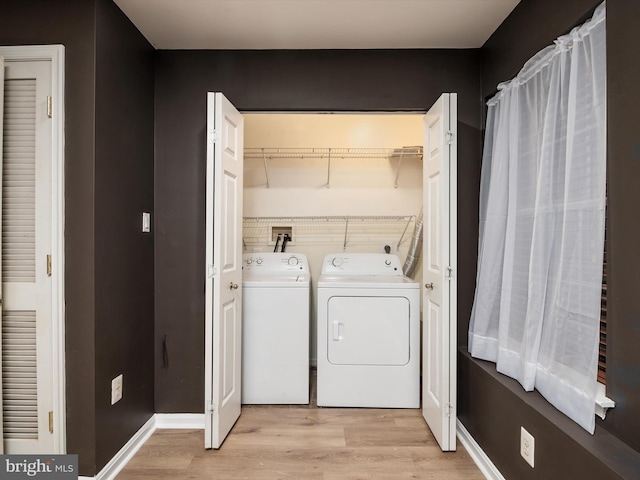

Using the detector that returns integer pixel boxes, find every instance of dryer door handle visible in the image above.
[332,321,344,341]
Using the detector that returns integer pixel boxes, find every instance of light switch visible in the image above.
[142,212,151,233]
[111,374,123,405]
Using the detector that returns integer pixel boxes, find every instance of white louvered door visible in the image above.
[1,59,53,454]
[0,55,5,453]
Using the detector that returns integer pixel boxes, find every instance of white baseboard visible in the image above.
[155,413,205,429]
[79,415,157,480]
[457,419,505,480]
[78,413,205,480]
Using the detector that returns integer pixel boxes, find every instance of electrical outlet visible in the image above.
[520,426,535,468]
[111,374,123,405]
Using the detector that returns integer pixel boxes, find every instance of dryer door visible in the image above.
[327,296,410,366]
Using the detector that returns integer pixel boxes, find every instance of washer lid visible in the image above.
[317,274,419,289]
[243,273,310,288]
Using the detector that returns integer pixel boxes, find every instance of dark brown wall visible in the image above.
[0,0,98,472]
[94,0,155,471]
[0,0,154,476]
[604,0,640,455]
[460,0,640,478]
[481,0,602,100]
[154,49,482,411]
[459,351,640,480]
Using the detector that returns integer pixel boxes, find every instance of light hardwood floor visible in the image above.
[116,406,484,479]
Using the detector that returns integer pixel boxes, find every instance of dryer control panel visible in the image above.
[243,253,309,274]
[321,253,402,275]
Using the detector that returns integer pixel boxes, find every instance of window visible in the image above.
[599,203,607,385]
[468,3,607,433]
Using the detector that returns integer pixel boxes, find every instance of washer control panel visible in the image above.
[321,253,402,275]
[243,253,309,274]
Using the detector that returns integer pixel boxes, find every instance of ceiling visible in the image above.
[113,0,520,50]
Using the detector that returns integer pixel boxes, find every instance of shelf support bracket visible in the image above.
[326,148,332,188]
[343,216,349,251]
[397,216,413,250]
[394,156,404,188]
[262,149,271,188]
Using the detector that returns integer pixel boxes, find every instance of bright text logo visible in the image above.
[0,456,77,480]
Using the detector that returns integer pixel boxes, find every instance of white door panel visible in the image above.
[222,173,239,271]
[426,301,442,405]
[204,92,243,449]
[422,93,457,452]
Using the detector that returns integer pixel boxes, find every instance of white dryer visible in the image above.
[317,253,420,408]
[242,253,310,404]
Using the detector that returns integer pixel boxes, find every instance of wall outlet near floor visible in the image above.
[520,426,535,468]
[111,374,123,405]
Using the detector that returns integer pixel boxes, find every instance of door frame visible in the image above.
[241,109,458,435]
[0,44,66,453]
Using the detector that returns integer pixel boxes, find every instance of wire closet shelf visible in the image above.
[244,147,423,160]
[243,215,416,252]
[244,147,423,188]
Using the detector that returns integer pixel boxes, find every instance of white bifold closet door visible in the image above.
[0,54,5,453]
[204,92,244,449]
[1,58,54,454]
[422,93,457,452]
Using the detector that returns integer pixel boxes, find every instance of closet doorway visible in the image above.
[204,94,457,451]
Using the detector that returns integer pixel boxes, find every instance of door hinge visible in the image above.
[207,403,215,413]
[444,266,453,280]
[208,129,218,144]
[47,96,53,118]
[207,265,217,278]
[47,254,52,277]
[445,130,455,145]
[445,403,453,418]
[49,411,54,433]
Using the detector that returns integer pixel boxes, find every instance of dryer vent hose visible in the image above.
[402,208,423,278]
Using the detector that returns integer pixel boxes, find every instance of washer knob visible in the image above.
[288,256,299,266]
[256,258,263,265]
[246,258,253,265]
[332,257,344,267]
[385,259,392,266]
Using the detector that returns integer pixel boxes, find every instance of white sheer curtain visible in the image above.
[469,3,606,433]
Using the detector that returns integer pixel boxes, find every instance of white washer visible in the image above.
[242,252,310,404]
[317,253,420,408]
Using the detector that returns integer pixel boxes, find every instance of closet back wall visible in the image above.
[244,113,423,364]
[154,49,483,412]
